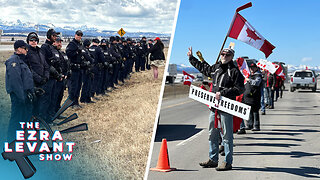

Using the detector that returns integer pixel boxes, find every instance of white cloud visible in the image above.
[301,57,312,62]
[0,0,178,33]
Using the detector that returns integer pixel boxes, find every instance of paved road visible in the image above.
[147,83,320,180]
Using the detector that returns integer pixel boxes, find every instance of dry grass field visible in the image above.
[0,47,167,179]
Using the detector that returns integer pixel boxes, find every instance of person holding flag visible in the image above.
[188,47,244,171]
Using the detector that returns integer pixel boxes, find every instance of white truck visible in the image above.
[290,70,317,92]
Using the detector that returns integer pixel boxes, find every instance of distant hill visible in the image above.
[176,64,199,73]
[0,19,170,38]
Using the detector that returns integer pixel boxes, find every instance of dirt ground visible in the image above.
[0,47,167,179]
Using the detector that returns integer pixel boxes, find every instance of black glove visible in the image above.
[26,90,36,103]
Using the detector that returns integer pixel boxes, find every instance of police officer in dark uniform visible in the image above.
[51,36,70,114]
[140,36,148,70]
[40,28,61,122]
[5,40,34,141]
[66,30,84,109]
[26,32,49,116]
[89,38,106,96]
[147,39,154,70]
[122,39,130,80]
[100,39,113,92]
[131,40,139,72]
[109,36,121,88]
[126,38,134,74]
[116,36,125,84]
[80,39,95,103]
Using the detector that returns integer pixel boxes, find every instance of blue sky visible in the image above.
[169,0,320,67]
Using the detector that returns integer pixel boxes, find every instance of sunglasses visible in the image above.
[221,53,232,57]
[29,39,37,42]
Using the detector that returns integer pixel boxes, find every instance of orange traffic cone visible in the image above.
[150,138,176,172]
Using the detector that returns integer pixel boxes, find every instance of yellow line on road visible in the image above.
[161,100,195,110]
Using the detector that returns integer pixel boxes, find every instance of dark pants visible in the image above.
[53,80,65,112]
[246,107,260,129]
[7,93,32,141]
[107,70,114,88]
[113,63,120,85]
[140,56,146,71]
[69,70,82,105]
[129,58,134,73]
[96,69,104,95]
[104,70,111,90]
[118,63,125,83]
[134,57,140,72]
[38,78,56,122]
[80,71,92,102]
[275,87,280,101]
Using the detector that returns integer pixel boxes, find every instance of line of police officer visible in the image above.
[5,29,154,137]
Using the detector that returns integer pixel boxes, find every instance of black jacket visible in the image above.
[149,41,165,61]
[266,72,276,88]
[189,56,244,100]
[66,38,82,64]
[5,53,34,102]
[26,45,50,86]
[243,71,262,110]
[40,39,54,66]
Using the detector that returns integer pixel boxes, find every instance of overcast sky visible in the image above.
[0,0,178,33]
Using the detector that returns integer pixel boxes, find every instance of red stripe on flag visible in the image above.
[260,40,276,58]
[229,13,246,39]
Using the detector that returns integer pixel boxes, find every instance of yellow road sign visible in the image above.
[117,28,126,37]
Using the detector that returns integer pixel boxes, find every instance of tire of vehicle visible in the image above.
[290,87,295,92]
[312,86,316,92]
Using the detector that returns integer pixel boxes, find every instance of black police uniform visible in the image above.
[122,43,130,79]
[26,45,49,116]
[80,44,95,103]
[40,40,59,121]
[140,40,148,70]
[128,42,136,73]
[109,42,121,86]
[135,43,143,72]
[117,43,126,83]
[50,45,68,111]
[100,44,113,90]
[66,38,83,106]
[89,44,105,95]
[5,53,34,141]
[147,42,154,69]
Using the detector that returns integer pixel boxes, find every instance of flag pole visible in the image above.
[215,2,252,63]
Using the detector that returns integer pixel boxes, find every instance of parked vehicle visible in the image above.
[290,70,317,92]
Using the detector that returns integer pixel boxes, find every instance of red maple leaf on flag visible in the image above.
[246,28,261,41]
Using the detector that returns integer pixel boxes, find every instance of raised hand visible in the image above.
[187,47,193,57]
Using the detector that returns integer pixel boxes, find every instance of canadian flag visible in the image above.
[228,13,275,58]
[274,64,286,80]
[236,57,250,78]
[183,71,194,86]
